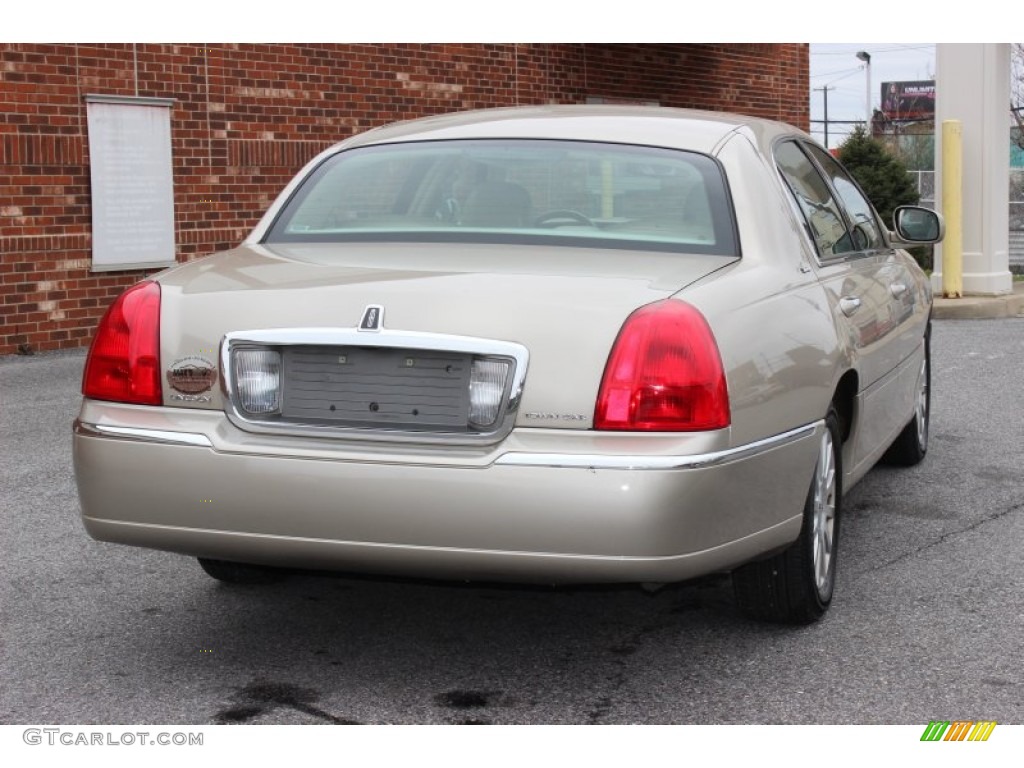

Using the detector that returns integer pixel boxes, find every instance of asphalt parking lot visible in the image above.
[1,318,1022,725]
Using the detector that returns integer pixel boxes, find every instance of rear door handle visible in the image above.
[839,296,862,317]
[890,282,908,298]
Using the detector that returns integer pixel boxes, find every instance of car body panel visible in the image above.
[74,105,934,587]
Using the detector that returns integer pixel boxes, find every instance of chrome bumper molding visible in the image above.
[492,422,821,470]
[75,418,819,471]
[74,421,214,448]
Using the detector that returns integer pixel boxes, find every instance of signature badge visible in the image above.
[166,356,218,395]
[359,304,385,332]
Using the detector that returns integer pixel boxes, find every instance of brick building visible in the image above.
[0,43,809,355]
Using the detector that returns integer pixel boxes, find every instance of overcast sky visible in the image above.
[810,43,936,148]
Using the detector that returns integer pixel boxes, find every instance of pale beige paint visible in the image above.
[74,107,931,583]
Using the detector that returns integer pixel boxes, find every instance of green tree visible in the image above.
[837,126,920,226]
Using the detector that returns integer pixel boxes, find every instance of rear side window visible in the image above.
[804,144,885,251]
[266,139,738,256]
[775,140,855,259]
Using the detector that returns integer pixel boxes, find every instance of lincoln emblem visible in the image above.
[359,304,384,332]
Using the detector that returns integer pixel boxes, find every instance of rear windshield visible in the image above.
[265,139,738,256]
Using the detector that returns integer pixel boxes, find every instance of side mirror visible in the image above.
[891,206,944,245]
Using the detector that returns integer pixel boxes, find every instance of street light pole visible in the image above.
[856,51,872,134]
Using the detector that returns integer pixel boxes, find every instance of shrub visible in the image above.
[838,127,925,267]
[837,127,920,227]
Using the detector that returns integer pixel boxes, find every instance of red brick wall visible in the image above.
[0,43,808,355]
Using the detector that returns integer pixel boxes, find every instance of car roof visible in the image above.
[338,105,806,155]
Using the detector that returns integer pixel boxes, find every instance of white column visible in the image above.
[931,44,1011,296]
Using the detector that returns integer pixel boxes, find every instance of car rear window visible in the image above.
[265,139,738,256]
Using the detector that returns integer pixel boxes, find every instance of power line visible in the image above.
[811,68,865,88]
[810,65,863,80]
[811,44,934,56]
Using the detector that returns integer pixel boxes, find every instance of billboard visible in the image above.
[880,80,936,121]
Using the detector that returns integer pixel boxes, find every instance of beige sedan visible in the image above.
[73,106,942,623]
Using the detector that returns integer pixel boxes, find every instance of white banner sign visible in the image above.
[86,96,176,272]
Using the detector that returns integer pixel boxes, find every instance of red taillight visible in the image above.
[82,281,162,405]
[594,300,730,431]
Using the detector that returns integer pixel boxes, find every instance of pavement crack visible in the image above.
[857,499,1024,575]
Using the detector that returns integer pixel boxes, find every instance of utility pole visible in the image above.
[814,86,835,147]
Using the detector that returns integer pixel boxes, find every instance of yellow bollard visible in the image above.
[941,120,963,298]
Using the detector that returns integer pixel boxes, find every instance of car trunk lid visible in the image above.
[156,242,736,433]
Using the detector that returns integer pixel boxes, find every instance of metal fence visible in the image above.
[907,170,1024,270]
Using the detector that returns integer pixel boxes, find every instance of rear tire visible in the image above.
[197,557,286,584]
[733,408,842,624]
[883,325,930,467]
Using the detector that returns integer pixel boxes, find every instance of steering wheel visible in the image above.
[533,210,595,228]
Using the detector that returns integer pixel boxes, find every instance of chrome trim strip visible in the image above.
[74,418,818,469]
[219,327,529,447]
[494,422,821,470]
[74,420,213,448]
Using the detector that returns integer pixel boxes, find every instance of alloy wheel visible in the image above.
[916,356,929,452]
[811,429,837,598]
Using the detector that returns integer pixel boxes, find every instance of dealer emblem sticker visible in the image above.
[166,356,218,395]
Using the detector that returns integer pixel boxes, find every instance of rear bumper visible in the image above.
[73,401,819,584]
